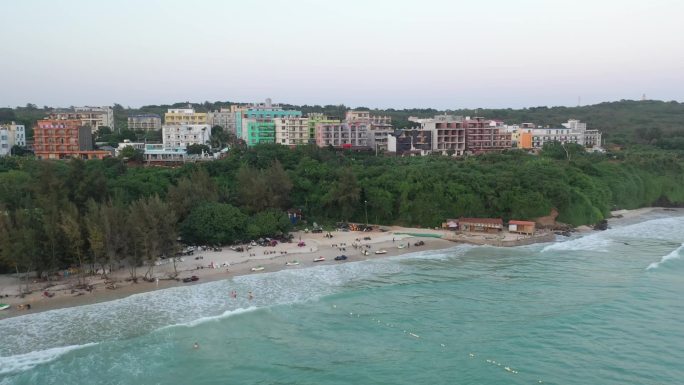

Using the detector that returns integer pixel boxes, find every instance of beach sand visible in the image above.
[0,229,454,318]
[3,207,670,318]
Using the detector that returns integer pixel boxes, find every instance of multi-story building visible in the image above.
[0,122,26,156]
[563,119,602,147]
[409,115,466,156]
[128,114,161,131]
[307,113,340,141]
[387,129,433,155]
[517,119,601,149]
[162,124,211,149]
[346,110,393,151]
[33,119,109,160]
[464,117,512,154]
[241,110,302,146]
[164,108,208,126]
[345,111,392,126]
[275,117,310,146]
[315,122,369,148]
[49,106,114,133]
[207,108,236,133]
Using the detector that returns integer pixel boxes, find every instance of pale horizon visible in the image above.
[2,0,683,110]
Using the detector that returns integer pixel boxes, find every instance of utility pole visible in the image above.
[364,200,369,227]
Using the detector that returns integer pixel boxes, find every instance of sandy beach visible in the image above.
[0,228,454,318]
[2,207,672,318]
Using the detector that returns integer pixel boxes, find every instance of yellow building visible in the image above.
[164,108,207,125]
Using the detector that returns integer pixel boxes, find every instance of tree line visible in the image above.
[1,144,683,282]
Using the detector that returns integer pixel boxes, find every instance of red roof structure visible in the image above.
[459,218,503,225]
[509,220,535,226]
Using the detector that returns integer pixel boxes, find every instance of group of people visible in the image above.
[229,290,253,300]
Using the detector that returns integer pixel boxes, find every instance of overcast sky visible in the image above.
[2,0,683,109]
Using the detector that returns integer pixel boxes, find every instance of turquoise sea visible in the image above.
[1,211,683,385]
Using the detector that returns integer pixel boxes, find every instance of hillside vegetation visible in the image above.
[1,145,683,275]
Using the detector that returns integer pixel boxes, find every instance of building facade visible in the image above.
[275,117,311,146]
[241,110,302,146]
[409,115,467,156]
[162,124,211,149]
[0,122,26,156]
[49,106,114,133]
[207,108,236,133]
[33,119,109,159]
[387,129,433,155]
[128,114,161,131]
[464,117,512,154]
[164,108,208,125]
[518,120,601,149]
[315,122,369,148]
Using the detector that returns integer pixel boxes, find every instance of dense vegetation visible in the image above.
[2,100,684,147]
[1,145,683,281]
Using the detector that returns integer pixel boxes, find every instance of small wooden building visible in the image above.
[441,219,459,231]
[458,218,503,233]
[508,220,536,235]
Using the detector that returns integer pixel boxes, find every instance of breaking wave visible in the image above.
[647,243,684,270]
[0,343,97,375]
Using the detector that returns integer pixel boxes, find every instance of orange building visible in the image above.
[519,131,533,149]
[508,220,536,235]
[33,119,110,160]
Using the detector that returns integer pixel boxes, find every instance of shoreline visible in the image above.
[0,230,456,319]
[2,207,676,319]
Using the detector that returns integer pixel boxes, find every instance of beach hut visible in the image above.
[442,219,459,230]
[508,220,536,235]
[458,218,503,233]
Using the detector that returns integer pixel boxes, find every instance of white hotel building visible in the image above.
[162,124,211,149]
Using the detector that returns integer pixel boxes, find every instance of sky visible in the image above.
[2,0,683,109]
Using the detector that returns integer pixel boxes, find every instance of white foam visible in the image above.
[0,257,407,359]
[386,245,473,261]
[647,243,684,270]
[542,233,614,253]
[0,343,97,375]
[543,216,684,253]
[159,306,258,330]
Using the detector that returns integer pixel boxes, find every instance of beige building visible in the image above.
[49,106,114,133]
[164,108,207,125]
[128,114,161,131]
[275,117,311,146]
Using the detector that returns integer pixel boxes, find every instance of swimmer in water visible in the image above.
[248,291,253,300]
[193,342,199,349]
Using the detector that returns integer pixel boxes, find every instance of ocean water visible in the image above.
[1,211,684,385]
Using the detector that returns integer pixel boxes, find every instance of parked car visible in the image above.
[334,255,348,261]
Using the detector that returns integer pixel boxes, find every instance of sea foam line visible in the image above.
[647,243,684,270]
[0,343,98,375]
[157,306,259,331]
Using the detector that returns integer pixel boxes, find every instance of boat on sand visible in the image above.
[285,261,299,266]
[251,266,265,272]
[313,256,325,262]
[375,250,387,254]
